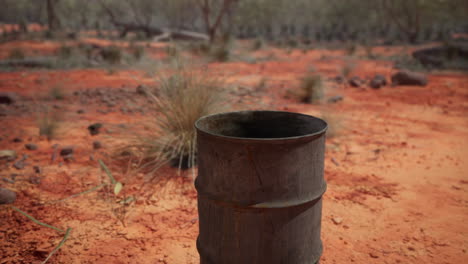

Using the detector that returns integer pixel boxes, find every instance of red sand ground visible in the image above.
[0,39,467,264]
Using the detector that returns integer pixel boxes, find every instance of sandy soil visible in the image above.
[0,38,467,264]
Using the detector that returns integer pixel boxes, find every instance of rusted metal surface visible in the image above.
[195,111,327,264]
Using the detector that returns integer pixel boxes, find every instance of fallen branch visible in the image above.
[11,206,64,233]
[41,227,72,264]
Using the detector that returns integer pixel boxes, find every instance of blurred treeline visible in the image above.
[1,0,467,44]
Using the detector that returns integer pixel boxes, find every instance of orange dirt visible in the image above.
[0,39,467,264]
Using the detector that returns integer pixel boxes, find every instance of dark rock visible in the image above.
[88,123,103,136]
[0,187,16,204]
[33,165,42,174]
[391,71,428,86]
[2,177,15,183]
[370,74,387,89]
[12,137,23,143]
[332,76,344,84]
[136,85,149,95]
[93,141,102,150]
[25,143,38,150]
[77,109,85,114]
[348,76,363,88]
[0,92,18,105]
[327,95,344,104]
[60,146,74,156]
[13,160,25,170]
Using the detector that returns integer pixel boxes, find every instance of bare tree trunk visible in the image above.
[197,0,239,43]
[46,0,61,31]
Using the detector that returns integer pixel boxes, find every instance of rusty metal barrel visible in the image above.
[195,110,327,264]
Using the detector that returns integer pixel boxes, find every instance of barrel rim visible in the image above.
[195,110,328,142]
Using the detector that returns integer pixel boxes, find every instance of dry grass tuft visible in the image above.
[123,62,228,177]
[38,108,61,140]
[299,72,324,103]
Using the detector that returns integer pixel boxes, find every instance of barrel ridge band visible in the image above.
[196,182,327,209]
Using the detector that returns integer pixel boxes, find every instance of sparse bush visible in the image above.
[345,42,358,56]
[38,109,61,140]
[341,61,356,79]
[286,38,299,48]
[299,73,324,103]
[187,41,211,55]
[165,44,179,59]
[8,48,25,60]
[58,45,74,59]
[126,62,228,174]
[210,43,231,62]
[101,46,122,64]
[49,85,65,100]
[132,45,145,61]
[252,38,265,51]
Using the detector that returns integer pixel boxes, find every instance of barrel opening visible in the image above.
[196,111,327,139]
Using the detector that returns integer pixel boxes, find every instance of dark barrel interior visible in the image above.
[195,111,327,139]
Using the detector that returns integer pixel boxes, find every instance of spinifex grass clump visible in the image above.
[38,108,61,140]
[300,73,324,103]
[127,63,227,176]
[101,45,122,64]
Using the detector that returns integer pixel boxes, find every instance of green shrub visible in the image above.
[101,46,122,64]
[8,48,25,60]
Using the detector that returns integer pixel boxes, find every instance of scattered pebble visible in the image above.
[25,143,38,150]
[93,141,102,150]
[369,252,379,258]
[60,146,74,156]
[0,187,17,204]
[88,123,103,136]
[33,165,42,174]
[332,217,343,225]
[13,160,25,170]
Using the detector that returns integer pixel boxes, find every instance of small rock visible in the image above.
[29,176,41,184]
[332,217,343,225]
[88,123,103,136]
[12,137,23,143]
[0,187,16,204]
[348,76,363,88]
[77,109,85,114]
[33,165,42,174]
[93,141,102,150]
[370,74,387,89]
[25,143,38,150]
[391,71,428,86]
[63,154,74,162]
[13,160,25,170]
[327,95,344,104]
[60,146,74,156]
[332,76,344,84]
[0,92,18,105]
[2,177,15,183]
[136,85,149,95]
[369,252,379,258]
[0,150,17,161]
